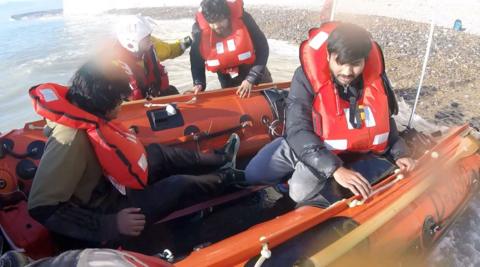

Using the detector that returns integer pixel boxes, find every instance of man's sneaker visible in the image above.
[219,133,240,169]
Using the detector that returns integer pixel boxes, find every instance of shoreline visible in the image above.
[10,9,63,21]
[66,0,480,36]
[110,6,480,130]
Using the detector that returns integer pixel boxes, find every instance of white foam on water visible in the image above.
[149,18,194,40]
[16,54,64,69]
[268,39,298,57]
[266,40,299,83]
[430,194,480,266]
[36,15,64,21]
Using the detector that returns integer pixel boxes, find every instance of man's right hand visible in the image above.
[333,167,372,200]
[117,208,146,236]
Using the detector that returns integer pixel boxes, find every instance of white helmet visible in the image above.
[116,15,154,53]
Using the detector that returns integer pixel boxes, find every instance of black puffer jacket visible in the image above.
[285,67,409,181]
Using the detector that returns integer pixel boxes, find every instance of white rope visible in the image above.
[253,242,272,267]
[144,96,197,108]
[408,10,436,128]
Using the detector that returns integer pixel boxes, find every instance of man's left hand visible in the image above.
[236,80,253,98]
[395,157,416,173]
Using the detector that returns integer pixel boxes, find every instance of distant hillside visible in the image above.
[10,9,62,20]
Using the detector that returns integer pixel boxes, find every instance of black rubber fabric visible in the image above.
[317,154,397,204]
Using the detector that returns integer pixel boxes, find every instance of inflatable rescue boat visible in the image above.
[0,83,479,267]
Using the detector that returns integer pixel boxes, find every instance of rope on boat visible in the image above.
[267,119,283,138]
[348,169,404,208]
[143,96,197,108]
[408,12,436,128]
[254,237,272,267]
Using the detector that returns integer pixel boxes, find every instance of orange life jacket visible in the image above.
[29,83,148,191]
[196,0,256,73]
[300,22,390,154]
[114,42,170,100]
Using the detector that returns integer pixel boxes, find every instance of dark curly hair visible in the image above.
[66,61,131,118]
[327,23,372,65]
[201,0,231,23]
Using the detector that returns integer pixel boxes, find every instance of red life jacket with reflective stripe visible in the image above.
[196,0,256,73]
[29,83,148,190]
[300,22,390,154]
[114,42,170,100]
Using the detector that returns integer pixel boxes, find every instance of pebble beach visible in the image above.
[112,6,480,130]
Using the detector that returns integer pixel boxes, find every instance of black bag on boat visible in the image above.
[316,154,397,206]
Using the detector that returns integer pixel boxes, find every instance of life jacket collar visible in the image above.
[29,83,149,190]
[301,22,390,154]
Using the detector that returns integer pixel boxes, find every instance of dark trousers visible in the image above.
[127,144,227,223]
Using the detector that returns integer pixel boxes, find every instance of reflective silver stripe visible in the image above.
[107,175,126,195]
[373,132,389,145]
[324,139,348,151]
[309,31,329,50]
[216,42,225,54]
[39,88,59,102]
[363,106,376,128]
[238,51,252,61]
[138,153,148,172]
[206,59,220,67]
[124,132,138,144]
[86,260,116,266]
[227,39,236,52]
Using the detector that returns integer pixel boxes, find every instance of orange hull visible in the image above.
[172,126,480,267]
[0,83,479,266]
[0,83,288,258]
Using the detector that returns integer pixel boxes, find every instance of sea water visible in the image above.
[0,14,115,131]
[0,13,298,132]
[0,11,477,267]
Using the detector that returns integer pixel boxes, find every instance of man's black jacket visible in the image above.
[285,67,409,181]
